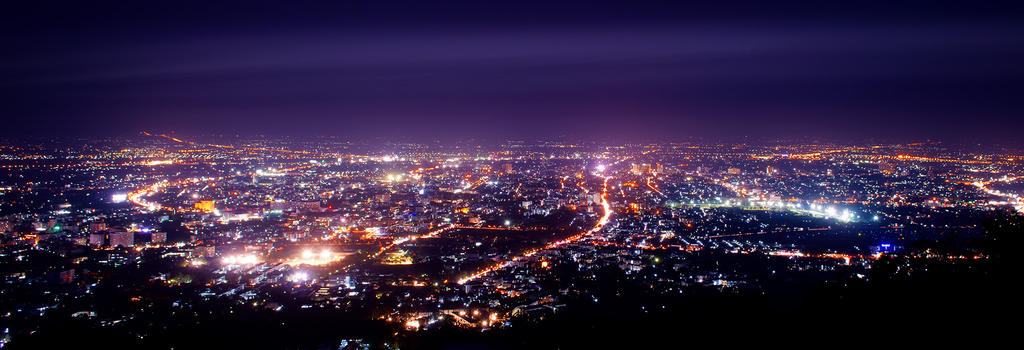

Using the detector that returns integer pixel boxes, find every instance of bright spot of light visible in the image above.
[221,254,259,265]
[111,193,128,203]
[288,271,309,283]
[285,248,342,266]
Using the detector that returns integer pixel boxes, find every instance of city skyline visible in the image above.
[0,134,1019,348]
[0,1,1019,348]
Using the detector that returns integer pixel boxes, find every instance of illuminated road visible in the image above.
[646,176,665,197]
[972,176,1024,214]
[457,174,613,285]
[372,224,457,258]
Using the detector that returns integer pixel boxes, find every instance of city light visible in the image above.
[4,132,1018,345]
[6,5,1018,345]
[111,193,128,203]
[221,254,260,265]
[284,249,343,266]
[288,271,309,283]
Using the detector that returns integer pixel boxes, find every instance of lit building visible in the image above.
[194,200,216,212]
[89,233,106,246]
[58,269,75,284]
[109,231,134,248]
[89,221,107,232]
[151,232,167,245]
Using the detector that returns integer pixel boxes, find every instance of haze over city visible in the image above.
[4,1,1024,142]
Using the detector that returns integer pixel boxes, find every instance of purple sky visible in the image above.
[3,1,1023,142]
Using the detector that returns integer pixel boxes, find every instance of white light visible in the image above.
[289,271,309,282]
[825,207,837,216]
[222,254,259,265]
[111,193,128,203]
[596,164,606,172]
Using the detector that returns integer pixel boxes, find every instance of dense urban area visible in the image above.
[0,134,1018,348]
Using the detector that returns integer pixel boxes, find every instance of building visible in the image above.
[194,200,216,212]
[151,232,167,245]
[89,233,106,246]
[89,221,107,232]
[109,231,134,248]
[292,201,322,212]
[631,163,653,175]
[192,246,216,257]
[59,269,75,284]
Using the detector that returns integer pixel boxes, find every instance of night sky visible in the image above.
[3,1,1023,142]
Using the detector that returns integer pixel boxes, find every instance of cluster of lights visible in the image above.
[747,200,859,223]
[458,176,613,285]
[973,176,1024,214]
[397,310,502,330]
[126,176,225,212]
[808,203,857,222]
[283,249,342,266]
[221,254,260,265]
[288,271,309,283]
[111,193,128,203]
[143,159,174,166]
[254,168,285,177]
[373,224,456,258]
